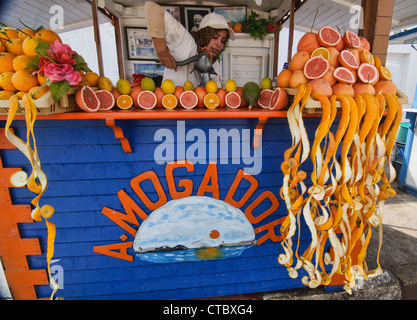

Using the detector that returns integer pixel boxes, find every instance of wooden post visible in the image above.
[360,0,394,65]
[273,24,283,78]
[288,0,296,63]
[91,0,104,76]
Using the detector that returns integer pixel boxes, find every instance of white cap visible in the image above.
[199,12,235,41]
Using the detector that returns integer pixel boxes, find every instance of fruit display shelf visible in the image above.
[281,87,409,114]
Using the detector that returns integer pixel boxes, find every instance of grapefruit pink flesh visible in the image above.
[95,89,115,110]
[225,91,241,108]
[333,67,355,84]
[318,26,341,47]
[304,56,330,79]
[339,50,359,70]
[75,86,100,112]
[180,91,198,109]
[137,90,157,109]
[269,88,288,111]
[257,89,274,108]
[357,63,379,84]
[344,31,361,49]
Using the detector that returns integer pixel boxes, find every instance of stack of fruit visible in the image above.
[0,26,60,101]
[277,26,397,99]
[76,75,289,112]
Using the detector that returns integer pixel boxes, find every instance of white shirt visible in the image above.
[163,11,222,88]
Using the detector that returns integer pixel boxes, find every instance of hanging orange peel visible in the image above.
[279,85,402,294]
[5,94,58,300]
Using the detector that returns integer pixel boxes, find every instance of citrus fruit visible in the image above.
[82,72,100,87]
[332,83,354,97]
[0,41,5,52]
[289,51,310,72]
[236,86,248,107]
[353,83,375,95]
[162,94,178,109]
[216,88,227,108]
[204,93,220,109]
[0,91,14,100]
[28,85,49,99]
[359,49,374,65]
[40,204,55,219]
[161,79,175,94]
[360,37,371,51]
[22,37,41,57]
[174,86,184,104]
[333,67,355,84]
[141,77,155,92]
[75,86,100,112]
[225,91,241,108]
[269,88,289,110]
[225,79,237,92]
[277,69,293,88]
[117,94,133,109]
[116,79,131,95]
[322,65,337,86]
[261,77,273,90]
[11,70,38,92]
[111,87,121,101]
[0,72,17,91]
[343,30,361,49]
[205,79,218,93]
[0,28,19,43]
[137,90,157,109]
[15,91,27,99]
[98,76,113,92]
[327,47,340,67]
[130,86,143,108]
[12,54,35,72]
[95,89,115,110]
[379,66,392,81]
[194,86,207,107]
[257,89,274,109]
[18,28,36,40]
[37,73,48,86]
[154,87,164,108]
[289,70,309,88]
[317,26,341,47]
[338,50,359,70]
[309,79,332,98]
[335,37,345,51]
[303,56,329,79]
[297,32,320,54]
[180,90,198,109]
[183,80,194,91]
[311,47,330,60]
[6,38,24,56]
[36,28,62,43]
[0,52,16,73]
[357,63,379,84]
[374,80,397,95]
[233,23,242,33]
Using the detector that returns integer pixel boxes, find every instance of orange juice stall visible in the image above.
[0,0,408,300]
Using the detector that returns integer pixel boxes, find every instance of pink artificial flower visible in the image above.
[43,63,82,85]
[47,40,77,65]
[34,56,53,75]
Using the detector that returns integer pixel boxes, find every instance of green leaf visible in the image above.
[73,54,91,73]
[26,55,40,71]
[49,80,70,102]
[35,41,53,59]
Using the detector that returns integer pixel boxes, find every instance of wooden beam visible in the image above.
[91,0,104,76]
[360,0,394,65]
[273,24,283,78]
[288,0,296,63]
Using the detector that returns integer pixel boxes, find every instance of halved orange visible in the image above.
[374,56,382,69]
[311,47,330,60]
[359,49,374,65]
[204,93,220,109]
[379,65,392,81]
[117,94,133,109]
[162,94,178,109]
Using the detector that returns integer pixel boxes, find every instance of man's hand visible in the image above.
[157,50,177,71]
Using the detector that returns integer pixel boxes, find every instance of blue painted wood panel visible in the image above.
[0,116,339,300]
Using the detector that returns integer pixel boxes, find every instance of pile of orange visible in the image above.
[0,26,63,100]
[277,27,397,98]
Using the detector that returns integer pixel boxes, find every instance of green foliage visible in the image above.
[242,11,275,40]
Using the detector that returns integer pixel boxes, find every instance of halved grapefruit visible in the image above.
[75,86,100,112]
[180,90,198,109]
[225,91,241,108]
[257,89,274,109]
[137,90,157,109]
[338,50,359,70]
[95,89,115,110]
[304,56,330,80]
[357,63,379,84]
[333,67,356,84]
[269,88,288,111]
[317,26,341,47]
[343,31,361,49]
